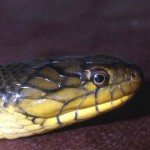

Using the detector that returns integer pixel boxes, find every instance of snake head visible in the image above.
[15,55,143,119]
[0,55,143,139]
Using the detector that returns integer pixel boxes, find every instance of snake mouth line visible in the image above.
[56,93,134,125]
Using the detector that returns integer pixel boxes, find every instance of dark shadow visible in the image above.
[52,80,150,133]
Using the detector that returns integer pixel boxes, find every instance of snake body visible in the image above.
[0,55,143,139]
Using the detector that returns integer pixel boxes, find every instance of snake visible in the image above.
[0,55,143,139]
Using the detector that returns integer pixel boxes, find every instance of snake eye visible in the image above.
[92,69,109,87]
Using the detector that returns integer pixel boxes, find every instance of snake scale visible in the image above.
[0,55,143,139]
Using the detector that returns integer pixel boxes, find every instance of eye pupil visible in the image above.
[94,74,105,83]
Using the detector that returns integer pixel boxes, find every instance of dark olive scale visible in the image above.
[0,87,7,94]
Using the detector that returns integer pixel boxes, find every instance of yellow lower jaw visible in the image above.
[56,94,134,124]
[0,94,133,139]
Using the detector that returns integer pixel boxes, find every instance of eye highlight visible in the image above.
[92,69,109,87]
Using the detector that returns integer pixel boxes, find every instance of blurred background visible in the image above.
[0,0,149,150]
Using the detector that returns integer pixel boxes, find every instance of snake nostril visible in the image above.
[131,72,136,78]
[132,65,144,81]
